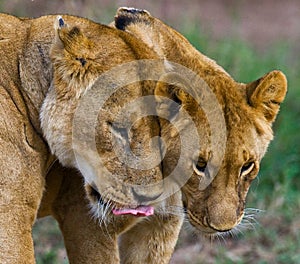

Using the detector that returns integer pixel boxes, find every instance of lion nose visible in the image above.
[208,221,235,232]
[131,186,163,204]
[207,203,238,232]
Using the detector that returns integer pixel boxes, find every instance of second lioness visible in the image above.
[113,7,287,263]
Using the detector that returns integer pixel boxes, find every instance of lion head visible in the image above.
[41,16,167,218]
[114,8,287,234]
[155,70,287,234]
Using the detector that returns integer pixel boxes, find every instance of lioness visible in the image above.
[0,8,287,264]
[0,13,179,264]
[112,7,287,263]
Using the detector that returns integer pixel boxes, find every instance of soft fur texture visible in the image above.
[113,6,287,257]
[0,13,182,264]
[0,8,287,264]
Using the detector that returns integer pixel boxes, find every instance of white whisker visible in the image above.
[225,207,263,238]
[179,207,263,246]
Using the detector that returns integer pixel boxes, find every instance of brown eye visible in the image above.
[241,162,255,177]
[193,159,207,176]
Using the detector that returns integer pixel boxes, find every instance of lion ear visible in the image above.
[246,70,287,123]
[52,16,93,55]
[114,7,163,56]
[114,7,152,31]
[155,73,190,120]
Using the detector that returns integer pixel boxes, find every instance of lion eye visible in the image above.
[193,159,207,176]
[241,162,255,176]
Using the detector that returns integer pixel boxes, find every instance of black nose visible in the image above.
[131,187,162,204]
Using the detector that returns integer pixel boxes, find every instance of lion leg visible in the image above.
[50,167,122,264]
[0,95,48,263]
[0,160,44,264]
[0,145,46,262]
[119,192,184,264]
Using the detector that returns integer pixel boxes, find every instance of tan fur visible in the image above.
[114,7,287,238]
[0,13,182,264]
[0,8,287,264]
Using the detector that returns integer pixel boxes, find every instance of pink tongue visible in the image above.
[112,206,154,217]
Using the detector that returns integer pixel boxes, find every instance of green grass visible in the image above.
[33,25,300,264]
[33,217,67,264]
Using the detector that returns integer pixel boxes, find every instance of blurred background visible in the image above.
[1,0,299,263]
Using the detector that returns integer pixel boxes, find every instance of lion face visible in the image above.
[41,16,165,217]
[156,71,287,234]
[181,117,265,234]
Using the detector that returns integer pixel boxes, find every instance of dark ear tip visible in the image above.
[59,17,64,27]
[116,7,150,16]
[56,16,66,29]
[115,7,151,30]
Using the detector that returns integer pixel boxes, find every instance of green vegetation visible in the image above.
[33,21,300,264]
[33,218,67,264]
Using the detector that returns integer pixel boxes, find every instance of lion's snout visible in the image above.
[206,209,239,232]
[131,186,163,204]
[206,195,242,232]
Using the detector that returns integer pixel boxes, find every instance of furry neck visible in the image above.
[18,21,54,135]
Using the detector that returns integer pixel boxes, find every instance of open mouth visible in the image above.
[87,184,155,217]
